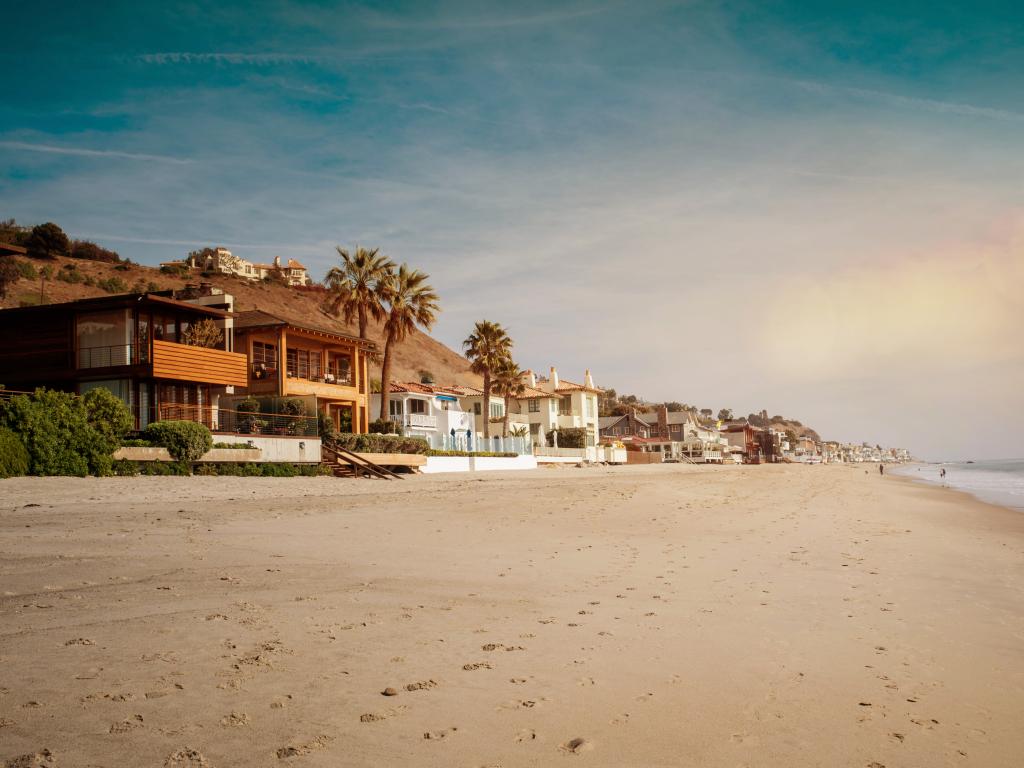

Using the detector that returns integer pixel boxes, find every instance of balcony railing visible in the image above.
[158,404,318,437]
[78,344,136,369]
[403,413,437,428]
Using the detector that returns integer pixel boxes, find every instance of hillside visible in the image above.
[0,254,480,388]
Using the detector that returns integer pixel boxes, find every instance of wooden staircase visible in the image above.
[321,441,404,480]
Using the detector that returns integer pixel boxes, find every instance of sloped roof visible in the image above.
[554,378,604,394]
[389,381,463,397]
[234,309,376,349]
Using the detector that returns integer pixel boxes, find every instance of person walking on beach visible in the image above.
[940,467,947,480]
[879,464,884,476]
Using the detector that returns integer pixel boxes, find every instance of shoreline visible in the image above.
[2,464,1023,767]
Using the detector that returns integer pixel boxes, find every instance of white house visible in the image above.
[371,382,474,449]
[516,367,603,461]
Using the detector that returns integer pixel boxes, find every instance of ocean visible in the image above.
[894,459,1024,512]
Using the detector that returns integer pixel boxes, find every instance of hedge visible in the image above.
[547,427,587,449]
[328,433,429,454]
[144,420,214,464]
[0,387,132,476]
[367,419,401,435]
[426,450,518,458]
[0,427,29,478]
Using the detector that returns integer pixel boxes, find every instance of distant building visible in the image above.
[165,248,311,286]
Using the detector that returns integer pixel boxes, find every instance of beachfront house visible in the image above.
[598,410,654,441]
[371,382,474,449]
[166,248,311,286]
[448,385,532,451]
[518,367,602,460]
[0,287,247,429]
[233,310,374,433]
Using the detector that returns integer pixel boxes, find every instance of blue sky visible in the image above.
[2,1,1023,459]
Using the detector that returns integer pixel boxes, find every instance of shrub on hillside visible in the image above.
[144,421,213,464]
[0,388,131,476]
[97,276,129,294]
[0,427,30,478]
[56,264,84,284]
[16,260,37,280]
[329,433,428,455]
[70,239,120,263]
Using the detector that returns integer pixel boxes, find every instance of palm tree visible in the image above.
[462,321,512,440]
[324,246,394,339]
[378,264,440,422]
[493,357,526,438]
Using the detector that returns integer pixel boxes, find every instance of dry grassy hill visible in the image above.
[0,255,480,388]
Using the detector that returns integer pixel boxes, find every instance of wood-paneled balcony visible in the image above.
[152,339,248,387]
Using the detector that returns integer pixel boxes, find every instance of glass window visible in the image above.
[559,395,572,415]
[389,399,402,417]
[474,403,482,415]
[528,398,539,413]
[77,310,132,367]
[409,399,426,414]
[490,402,504,418]
[252,341,277,379]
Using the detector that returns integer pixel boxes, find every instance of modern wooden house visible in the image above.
[233,310,374,433]
[0,291,248,428]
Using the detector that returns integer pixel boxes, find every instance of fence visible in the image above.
[429,432,534,455]
[78,344,141,368]
[157,404,318,437]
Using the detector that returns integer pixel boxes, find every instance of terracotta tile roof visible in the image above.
[389,381,462,397]
[520,385,556,399]
[286,259,307,270]
[554,379,604,394]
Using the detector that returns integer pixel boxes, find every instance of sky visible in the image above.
[1,0,1022,460]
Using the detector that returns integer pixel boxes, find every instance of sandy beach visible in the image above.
[1,464,1023,767]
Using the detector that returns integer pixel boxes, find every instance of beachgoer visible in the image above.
[879,464,884,476]
[940,468,946,479]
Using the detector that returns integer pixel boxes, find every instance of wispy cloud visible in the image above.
[138,52,316,66]
[0,141,192,164]
[795,80,1024,122]
[360,2,625,31]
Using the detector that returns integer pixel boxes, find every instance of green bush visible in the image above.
[144,420,213,464]
[426,449,517,458]
[329,433,429,454]
[212,442,252,450]
[368,419,401,435]
[0,427,30,478]
[16,260,37,280]
[112,459,140,476]
[547,427,586,449]
[97,276,129,294]
[0,388,131,476]
[56,266,84,284]
[121,438,154,447]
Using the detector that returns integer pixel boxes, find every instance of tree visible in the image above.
[0,257,19,300]
[181,318,224,349]
[665,401,686,412]
[71,240,120,263]
[699,408,713,420]
[493,357,526,437]
[25,222,70,259]
[324,246,394,339]
[377,264,440,421]
[463,320,512,440]
[717,408,733,421]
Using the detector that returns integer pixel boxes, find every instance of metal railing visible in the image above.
[78,344,136,368]
[429,433,534,455]
[403,413,437,428]
[157,404,319,437]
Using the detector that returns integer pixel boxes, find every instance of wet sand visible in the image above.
[1,464,1023,767]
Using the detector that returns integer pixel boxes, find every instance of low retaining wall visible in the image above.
[115,437,320,464]
[422,454,538,473]
[212,435,321,463]
[626,451,663,464]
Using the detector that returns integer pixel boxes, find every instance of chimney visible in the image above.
[584,368,594,389]
[658,405,668,438]
[273,255,281,268]
[527,369,537,388]
[549,366,559,390]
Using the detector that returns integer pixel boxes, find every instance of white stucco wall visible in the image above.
[421,454,538,473]
[212,435,322,463]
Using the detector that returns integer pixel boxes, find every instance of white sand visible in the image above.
[1,464,1023,767]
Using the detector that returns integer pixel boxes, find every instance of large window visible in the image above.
[251,341,277,379]
[328,353,352,385]
[287,348,321,380]
[389,399,402,417]
[77,310,132,368]
[528,398,540,413]
[559,395,572,415]
[490,402,504,418]
[409,398,427,414]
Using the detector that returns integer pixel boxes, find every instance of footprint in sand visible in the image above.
[423,727,458,740]
[463,662,492,671]
[220,712,249,727]
[561,737,594,754]
[164,749,210,768]
[405,680,439,692]
[109,715,145,734]
[515,728,537,742]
